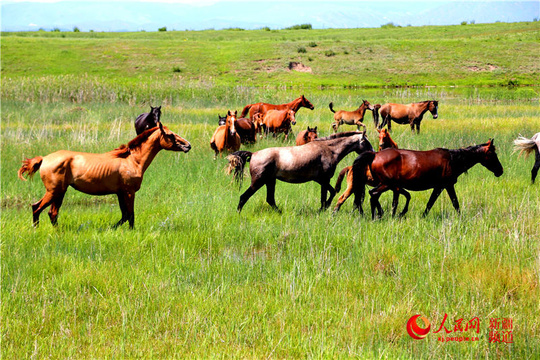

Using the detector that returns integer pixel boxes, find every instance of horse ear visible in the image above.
[158,106,161,110]
[314,126,317,132]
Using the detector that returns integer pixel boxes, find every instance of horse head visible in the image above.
[362,99,375,111]
[151,106,162,123]
[218,114,226,126]
[301,95,315,110]
[157,121,191,153]
[226,110,237,136]
[353,131,373,154]
[480,139,503,177]
[428,100,439,119]
[287,110,296,126]
[378,128,398,150]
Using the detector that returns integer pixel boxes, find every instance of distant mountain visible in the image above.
[1,1,538,32]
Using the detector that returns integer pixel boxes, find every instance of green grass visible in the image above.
[2,22,540,358]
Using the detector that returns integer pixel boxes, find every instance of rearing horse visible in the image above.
[379,100,438,134]
[18,122,191,228]
[240,95,315,121]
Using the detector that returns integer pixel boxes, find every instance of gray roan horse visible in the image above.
[227,131,373,212]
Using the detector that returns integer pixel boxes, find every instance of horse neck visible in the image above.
[448,146,485,176]
[417,101,430,115]
[327,136,362,163]
[129,133,163,173]
[288,98,303,112]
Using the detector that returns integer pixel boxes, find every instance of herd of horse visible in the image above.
[17,95,539,228]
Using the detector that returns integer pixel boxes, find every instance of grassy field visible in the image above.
[2,22,540,358]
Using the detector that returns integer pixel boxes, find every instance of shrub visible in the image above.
[285,24,312,30]
[461,21,468,26]
[260,26,271,31]
[325,50,336,57]
[297,46,307,53]
[308,41,317,47]
[172,67,182,73]
[158,27,167,32]
[73,27,80,32]
[381,22,400,29]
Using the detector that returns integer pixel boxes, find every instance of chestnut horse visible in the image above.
[333,128,403,213]
[352,140,503,219]
[17,122,191,228]
[210,110,241,157]
[330,100,375,132]
[240,95,315,120]
[514,132,540,183]
[227,131,373,212]
[379,100,439,134]
[263,109,296,140]
[135,105,161,135]
[295,126,318,146]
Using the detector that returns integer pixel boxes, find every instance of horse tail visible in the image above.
[241,104,252,118]
[351,151,376,208]
[18,156,43,181]
[514,136,538,158]
[226,151,252,183]
[372,105,380,128]
[334,166,351,193]
[329,102,335,113]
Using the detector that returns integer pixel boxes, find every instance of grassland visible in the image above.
[1,22,540,358]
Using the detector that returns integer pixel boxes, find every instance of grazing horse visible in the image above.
[352,140,503,219]
[514,132,540,183]
[235,117,257,144]
[227,131,373,212]
[263,109,296,140]
[295,126,318,146]
[135,105,161,135]
[210,110,241,157]
[379,100,438,134]
[333,128,402,213]
[240,95,315,120]
[17,122,191,228]
[330,100,375,132]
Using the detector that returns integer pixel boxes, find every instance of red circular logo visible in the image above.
[407,315,431,340]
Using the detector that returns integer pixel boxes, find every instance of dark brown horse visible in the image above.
[135,105,161,135]
[241,95,314,120]
[227,131,373,212]
[333,128,402,213]
[18,122,191,228]
[210,110,241,157]
[514,132,540,183]
[330,100,374,132]
[352,140,503,219]
[295,126,318,145]
[379,100,438,134]
[263,109,296,140]
[236,118,257,144]
[372,104,381,128]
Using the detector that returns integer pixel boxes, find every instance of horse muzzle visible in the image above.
[179,142,192,153]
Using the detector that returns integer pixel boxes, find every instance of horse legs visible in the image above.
[48,192,66,226]
[237,177,265,212]
[369,185,388,220]
[391,190,400,217]
[334,179,354,213]
[115,191,135,228]
[265,178,280,212]
[423,187,443,217]
[324,182,336,209]
[31,191,55,227]
[445,185,460,214]
[386,117,392,132]
[531,150,540,184]
[398,189,411,217]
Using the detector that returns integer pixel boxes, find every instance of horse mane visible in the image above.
[315,131,363,142]
[109,127,160,158]
[445,143,491,164]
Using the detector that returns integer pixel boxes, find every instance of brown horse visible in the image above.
[330,100,375,132]
[333,128,402,213]
[263,109,296,140]
[227,131,373,212]
[17,122,191,228]
[352,140,503,219]
[241,95,315,120]
[295,126,318,145]
[236,118,257,144]
[514,132,540,183]
[379,100,439,134]
[210,110,241,157]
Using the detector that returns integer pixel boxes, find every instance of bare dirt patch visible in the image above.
[288,62,312,73]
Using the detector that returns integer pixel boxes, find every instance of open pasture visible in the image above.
[2,23,540,358]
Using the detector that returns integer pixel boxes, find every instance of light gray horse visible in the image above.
[514,132,540,183]
[227,131,373,212]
